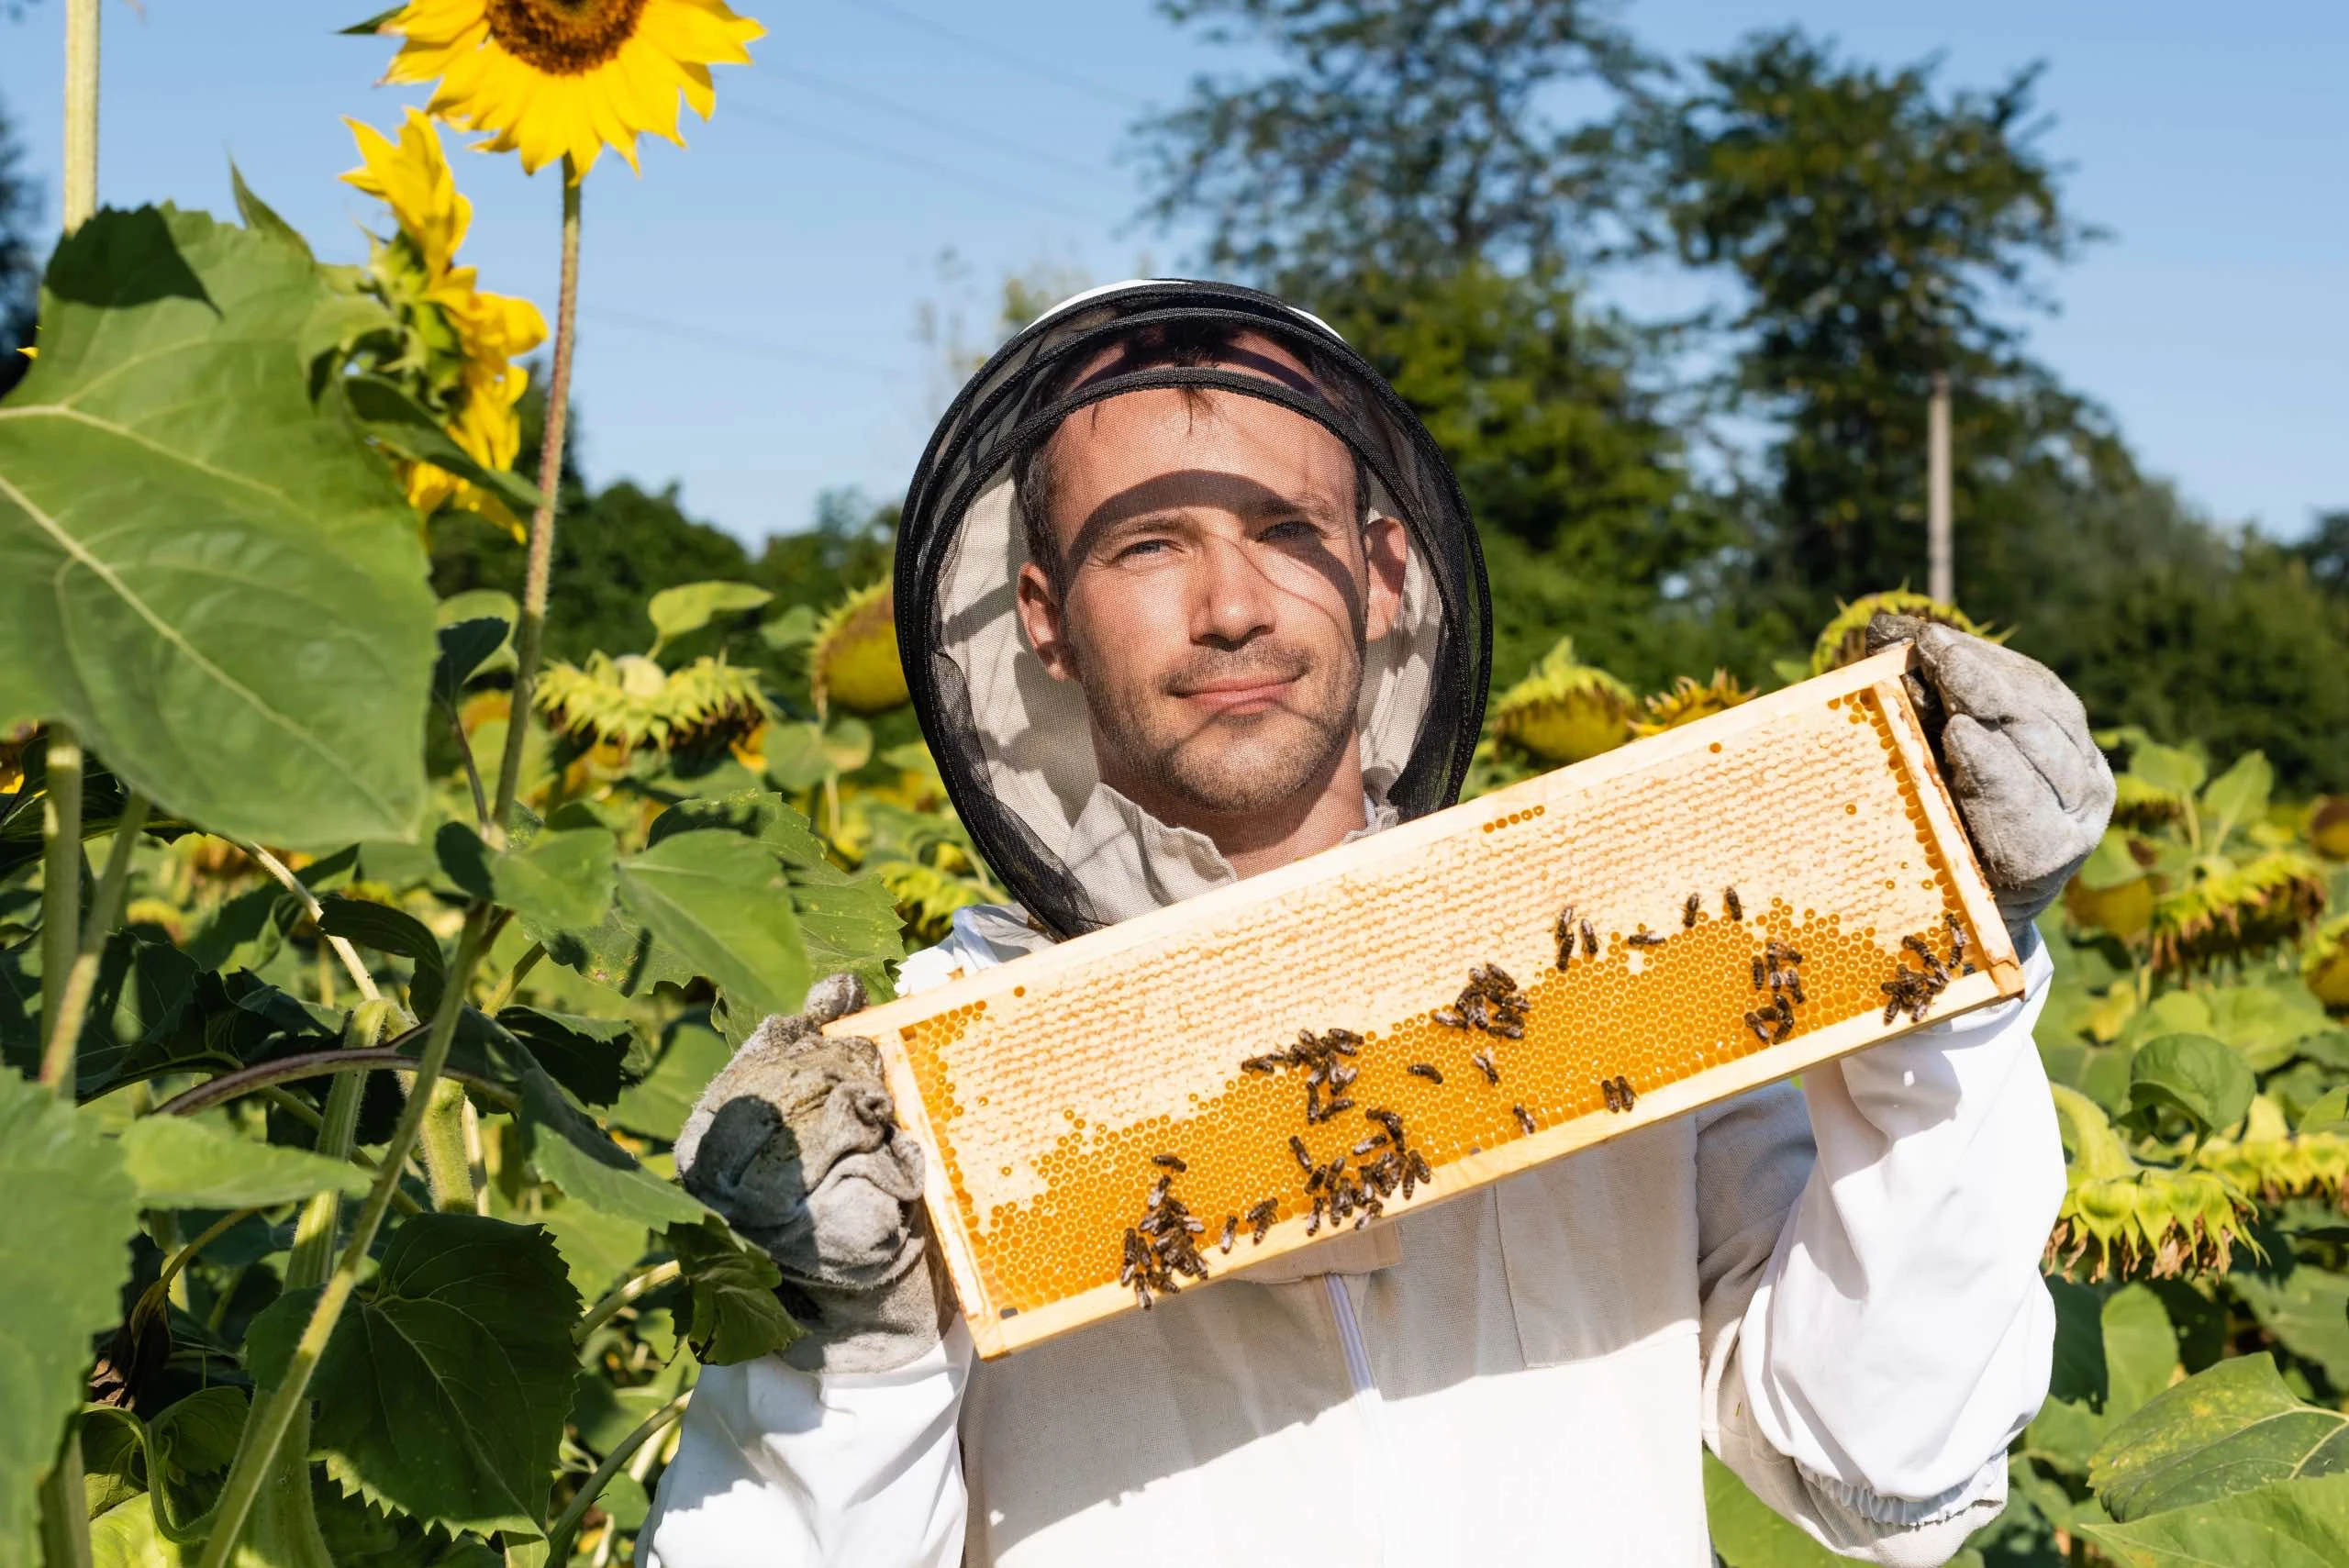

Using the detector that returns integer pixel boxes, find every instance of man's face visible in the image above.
[1013,369,1408,821]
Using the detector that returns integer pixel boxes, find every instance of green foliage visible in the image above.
[1651,29,2112,617]
[248,1215,580,1538]
[1137,0,1650,289]
[0,206,435,849]
[0,1068,139,1567]
[0,185,910,1565]
[115,1117,369,1208]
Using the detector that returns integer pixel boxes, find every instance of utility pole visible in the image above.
[1927,370,1954,605]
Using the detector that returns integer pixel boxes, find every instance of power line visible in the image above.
[837,0,1142,112]
[584,306,903,380]
[760,61,1112,183]
[727,103,1112,227]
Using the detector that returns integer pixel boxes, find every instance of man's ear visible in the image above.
[1361,515,1408,642]
[1015,561,1079,681]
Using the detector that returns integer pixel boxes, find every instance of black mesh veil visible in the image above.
[896,280,1491,938]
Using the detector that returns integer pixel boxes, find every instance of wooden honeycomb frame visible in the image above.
[829,645,2025,1358]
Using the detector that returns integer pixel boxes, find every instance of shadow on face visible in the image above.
[1012,384,1408,829]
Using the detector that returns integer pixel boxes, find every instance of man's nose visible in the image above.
[1193,531,1277,646]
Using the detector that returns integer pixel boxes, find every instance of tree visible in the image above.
[1138,0,1746,676]
[0,89,42,399]
[1649,30,2109,612]
[1138,0,1654,293]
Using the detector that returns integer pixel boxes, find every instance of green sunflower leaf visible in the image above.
[0,205,434,850]
[116,1114,371,1208]
[667,1215,803,1366]
[246,1213,581,1538]
[0,1067,142,1565]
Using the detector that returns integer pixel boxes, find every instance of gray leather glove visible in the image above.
[1869,613,2116,945]
[674,973,946,1374]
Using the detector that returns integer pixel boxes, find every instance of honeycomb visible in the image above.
[831,646,2024,1357]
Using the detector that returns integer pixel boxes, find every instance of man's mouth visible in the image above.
[1173,673,1300,716]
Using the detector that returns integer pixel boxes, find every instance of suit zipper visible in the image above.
[1324,1273,1387,1564]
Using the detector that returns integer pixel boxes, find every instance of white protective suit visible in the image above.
[643,281,2065,1565]
[646,892,2061,1567]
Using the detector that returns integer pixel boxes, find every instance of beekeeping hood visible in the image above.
[896,280,1490,939]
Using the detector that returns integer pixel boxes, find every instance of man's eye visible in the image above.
[1263,518,1320,543]
[1115,538,1174,561]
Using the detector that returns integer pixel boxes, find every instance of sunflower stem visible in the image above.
[495,160,582,839]
[195,905,496,1568]
[230,837,384,1005]
[61,0,99,233]
[37,727,85,1099]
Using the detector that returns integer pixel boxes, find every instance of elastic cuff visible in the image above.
[1796,1451,2007,1529]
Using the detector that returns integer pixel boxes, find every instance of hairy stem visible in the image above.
[152,1046,518,1119]
[287,1005,396,1287]
[540,1392,691,1562]
[487,940,547,1013]
[418,1077,478,1213]
[195,906,495,1568]
[494,161,582,834]
[230,838,384,1005]
[43,9,103,1558]
[61,0,98,232]
[40,793,151,1095]
[575,1259,682,1347]
[36,728,85,1096]
[447,698,492,831]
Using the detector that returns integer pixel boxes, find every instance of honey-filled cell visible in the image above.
[842,648,2022,1357]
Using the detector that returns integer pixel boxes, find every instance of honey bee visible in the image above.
[1433,1006,1467,1030]
[1614,1075,1636,1110]
[1408,1151,1433,1185]
[1320,1096,1356,1121]
[1513,1104,1538,1135]
[1684,893,1702,928]
[1219,1216,1238,1253]
[1408,1063,1444,1084]
[1785,973,1806,1006]
[1745,1011,1774,1046]
[1601,1077,1622,1113]
[1353,1135,1387,1156]
[1248,1199,1279,1244]
[1472,1051,1499,1086]
[1752,956,1766,990]
[1289,1135,1313,1173]
[1554,906,1578,969]
[1330,1062,1360,1090]
[1152,1153,1187,1172]
[1724,885,1743,921]
[1628,928,1664,948]
[1581,919,1599,958]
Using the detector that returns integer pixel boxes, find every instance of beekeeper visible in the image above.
[642,281,2112,1566]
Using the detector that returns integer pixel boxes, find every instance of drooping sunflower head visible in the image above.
[811,579,909,717]
[1488,638,1636,765]
[378,0,765,177]
[2310,796,2349,862]
[2043,1085,2255,1283]
[536,650,771,757]
[2148,850,2332,976]
[1629,668,1757,738]
[1808,589,1998,676]
[2110,772,2190,833]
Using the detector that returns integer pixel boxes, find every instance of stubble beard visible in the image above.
[1074,634,1363,817]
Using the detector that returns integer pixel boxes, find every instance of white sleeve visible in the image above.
[643,936,989,1568]
[1699,938,2064,1566]
[641,1321,974,1568]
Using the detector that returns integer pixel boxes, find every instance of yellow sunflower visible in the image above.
[343,109,547,533]
[378,0,764,177]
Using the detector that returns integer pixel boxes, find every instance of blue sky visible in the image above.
[3,1,2342,547]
